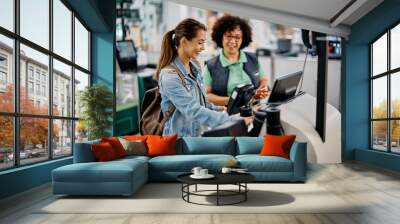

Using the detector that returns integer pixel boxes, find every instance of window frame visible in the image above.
[0,53,7,86]
[0,71,7,85]
[0,53,8,89]
[0,0,92,171]
[370,20,400,154]
[0,53,7,68]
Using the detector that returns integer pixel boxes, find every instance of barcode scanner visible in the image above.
[227,84,256,115]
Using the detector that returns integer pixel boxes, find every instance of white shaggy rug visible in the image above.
[38,183,362,214]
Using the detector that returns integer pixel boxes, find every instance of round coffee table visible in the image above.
[177,173,255,206]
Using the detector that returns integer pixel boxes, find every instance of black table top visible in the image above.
[177,172,255,185]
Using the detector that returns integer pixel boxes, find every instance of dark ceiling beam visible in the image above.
[64,0,112,32]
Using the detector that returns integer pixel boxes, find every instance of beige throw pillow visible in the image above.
[118,137,147,156]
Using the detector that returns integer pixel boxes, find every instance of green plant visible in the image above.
[79,84,113,140]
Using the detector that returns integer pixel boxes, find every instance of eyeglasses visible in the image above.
[224,34,242,42]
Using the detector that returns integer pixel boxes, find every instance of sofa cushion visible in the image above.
[101,137,127,158]
[178,137,235,155]
[147,135,177,157]
[53,163,132,183]
[148,154,235,172]
[260,134,296,159]
[115,155,150,164]
[236,155,293,172]
[52,158,147,183]
[118,138,147,156]
[74,139,101,163]
[91,142,118,161]
[124,135,148,141]
[236,137,263,155]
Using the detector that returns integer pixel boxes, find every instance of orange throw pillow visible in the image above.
[146,135,177,157]
[91,142,117,161]
[124,135,148,141]
[101,137,127,158]
[260,134,296,159]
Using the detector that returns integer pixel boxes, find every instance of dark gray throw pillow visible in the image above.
[118,137,147,156]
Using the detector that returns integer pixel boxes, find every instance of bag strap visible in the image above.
[161,62,190,120]
[166,63,189,92]
[170,61,207,107]
[190,60,207,106]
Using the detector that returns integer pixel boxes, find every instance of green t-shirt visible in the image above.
[203,50,267,96]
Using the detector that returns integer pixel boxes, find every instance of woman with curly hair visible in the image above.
[204,15,270,106]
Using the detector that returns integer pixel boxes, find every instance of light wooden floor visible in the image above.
[1,162,400,224]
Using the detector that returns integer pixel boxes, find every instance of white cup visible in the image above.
[200,169,208,176]
[221,167,232,174]
[191,167,202,176]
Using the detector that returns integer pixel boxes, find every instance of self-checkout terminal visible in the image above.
[202,71,305,137]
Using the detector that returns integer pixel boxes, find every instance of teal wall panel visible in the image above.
[92,33,114,87]
[342,43,370,160]
[355,148,400,172]
[65,0,111,32]
[343,0,400,171]
[0,158,72,199]
[92,31,115,136]
[91,0,115,135]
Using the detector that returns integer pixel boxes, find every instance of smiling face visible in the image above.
[180,29,206,59]
[222,26,243,55]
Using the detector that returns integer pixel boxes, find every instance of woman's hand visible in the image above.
[243,116,253,126]
[232,113,253,126]
[252,104,262,112]
[253,86,270,99]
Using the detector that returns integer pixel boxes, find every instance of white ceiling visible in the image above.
[169,0,384,38]
[227,0,352,22]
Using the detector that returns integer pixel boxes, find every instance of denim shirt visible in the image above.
[159,57,239,137]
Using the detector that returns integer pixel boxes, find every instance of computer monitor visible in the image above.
[202,119,247,137]
[277,39,291,54]
[267,71,303,105]
[116,40,137,72]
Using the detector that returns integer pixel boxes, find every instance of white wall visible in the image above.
[259,93,342,163]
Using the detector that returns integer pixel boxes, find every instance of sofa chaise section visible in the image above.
[52,142,149,196]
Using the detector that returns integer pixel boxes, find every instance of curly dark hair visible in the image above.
[211,15,252,49]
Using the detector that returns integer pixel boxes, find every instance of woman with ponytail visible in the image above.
[157,18,252,137]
